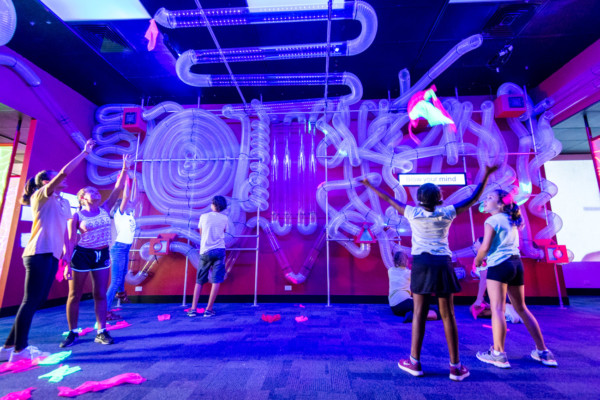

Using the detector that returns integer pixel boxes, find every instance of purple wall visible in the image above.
[0,48,96,310]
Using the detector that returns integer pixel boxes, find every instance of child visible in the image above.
[389,252,439,323]
[60,155,131,348]
[188,196,229,317]
[363,164,497,381]
[106,172,137,320]
[474,190,557,368]
[0,140,94,362]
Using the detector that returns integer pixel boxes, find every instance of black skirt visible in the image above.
[411,253,461,295]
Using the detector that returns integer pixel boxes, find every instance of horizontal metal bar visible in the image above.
[135,157,260,162]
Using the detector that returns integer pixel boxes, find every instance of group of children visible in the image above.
[0,142,557,379]
[364,164,557,381]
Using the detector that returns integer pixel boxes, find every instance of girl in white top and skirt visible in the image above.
[474,190,557,368]
[60,155,132,348]
[363,164,497,381]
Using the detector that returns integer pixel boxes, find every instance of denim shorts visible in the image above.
[197,248,226,285]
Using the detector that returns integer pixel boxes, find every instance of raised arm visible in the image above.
[119,174,131,214]
[102,154,133,212]
[361,178,407,216]
[453,165,498,215]
[474,223,496,267]
[45,139,94,197]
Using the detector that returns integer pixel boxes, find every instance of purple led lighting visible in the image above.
[154,3,354,29]
[193,43,347,64]
[210,73,346,87]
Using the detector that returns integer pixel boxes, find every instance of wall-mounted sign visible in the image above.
[399,173,466,187]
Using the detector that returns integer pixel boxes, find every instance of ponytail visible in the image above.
[495,189,523,228]
[20,170,52,205]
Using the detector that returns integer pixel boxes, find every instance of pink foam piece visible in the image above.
[144,19,159,51]
[0,359,40,375]
[105,321,131,331]
[157,314,171,321]
[110,308,122,312]
[261,314,281,323]
[295,316,308,323]
[56,260,68,282]
[78,328,95,337]
[298,304,305,308]
[482,324,509,332]
[0,387,36,400]
[57,373,146,398]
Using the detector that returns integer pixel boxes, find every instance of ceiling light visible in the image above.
[246,0,344,11]
[39,0,150,22]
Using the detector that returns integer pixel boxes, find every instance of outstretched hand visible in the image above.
[83,139,95,154]
[123,154,134,169]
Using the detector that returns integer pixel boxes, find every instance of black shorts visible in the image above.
[487,255,524,286]
[390,299,413,317]
[411,253,461,295]
[71,246,110,272]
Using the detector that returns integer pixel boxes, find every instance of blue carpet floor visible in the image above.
[0,297,599,399]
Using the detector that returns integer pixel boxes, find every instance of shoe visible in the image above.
[9,346,49,362]
[398,358,424,377]
[116,291,130,304]
[477,347,511,368]
[94,330,114,345]
[203,309,216,317]
[531,349,558,367]
[449,364,470,381]
[0,346,14,362]
[106,311,122,321]
[59,331,78,348]
[187,310,197,317]
[504,304,522,324]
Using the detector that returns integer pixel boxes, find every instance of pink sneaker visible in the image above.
[398,358,424,377]
[449,364,470,381]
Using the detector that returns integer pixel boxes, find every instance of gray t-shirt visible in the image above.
[198,212,229,254]
[388,267,411,307]
[404,205,456,256]
[485,213,520,267]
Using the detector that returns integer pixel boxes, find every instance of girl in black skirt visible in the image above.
[363,164,497,381]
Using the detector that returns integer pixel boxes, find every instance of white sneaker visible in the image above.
[505,304,522,324]
[8,346,49,362]
[0,346,13,362]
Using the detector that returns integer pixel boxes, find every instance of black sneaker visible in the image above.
[187,310,197,317]
[60,331,78,348]
[203,309,216,317]
[94,330,114,345]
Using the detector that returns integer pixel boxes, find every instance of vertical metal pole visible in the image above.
[253,205,260,307]
[455,87,476,243]
[325,154,331,307]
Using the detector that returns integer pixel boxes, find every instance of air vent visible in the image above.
[482,4,539,37]
[72,24,133,53]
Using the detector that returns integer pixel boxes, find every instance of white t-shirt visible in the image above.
[114,209,136,244]
[388,267,411,307]
[485,213,520,267]
[404,204,456,256]
[199,212,229,254]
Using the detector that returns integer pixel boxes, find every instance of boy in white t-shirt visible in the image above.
[188,196,230,317]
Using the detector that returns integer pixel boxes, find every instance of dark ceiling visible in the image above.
[6,0,600,108]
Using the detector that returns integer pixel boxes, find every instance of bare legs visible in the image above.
[410,293,460,364]
[487,279,508,352]
[66,269,110,331]
[506,285,547,350]
[190,283,221,312]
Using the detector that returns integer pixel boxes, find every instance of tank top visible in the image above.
[77,208,111,248]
